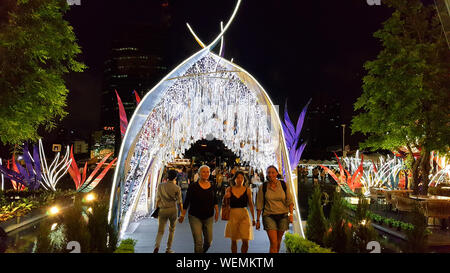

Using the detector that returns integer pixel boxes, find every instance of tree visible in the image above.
[402,204,428,253]
[306,184,327,246]
[323,191,352,253]
[350,196,378,253]
[351,0,450,195]
[0,0,85,146]
[87,201,118,253]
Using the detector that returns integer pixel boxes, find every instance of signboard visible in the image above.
[167,158,191,166]
[67,0,81,6]
[52,144,62,152]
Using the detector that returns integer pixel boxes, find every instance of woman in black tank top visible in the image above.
[223,171,255,253]
[230,187,248,208]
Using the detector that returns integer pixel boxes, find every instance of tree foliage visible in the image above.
[350,196,378,253]
[351,0,450,193]
[306,184,327,246]
[323,191,352,253]
[0,0,85,145]
[35,198,118,253]
[402,204,428,253]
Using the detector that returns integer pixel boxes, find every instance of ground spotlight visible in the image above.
[51,223,58,231]
[47,206,60,216]
[84,193,96,203]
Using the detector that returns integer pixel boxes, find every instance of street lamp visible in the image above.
[341,124,346,157]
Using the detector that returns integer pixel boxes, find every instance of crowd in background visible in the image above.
[160,165,269,205]
[161,165,339,202]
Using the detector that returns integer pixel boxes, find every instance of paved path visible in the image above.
[123,216,298,253]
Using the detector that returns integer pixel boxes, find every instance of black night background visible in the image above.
[45,0,393,160]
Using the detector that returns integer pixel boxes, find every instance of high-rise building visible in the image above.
[101,28,169,125]
[99,1,172,155]
[301,95,344,160]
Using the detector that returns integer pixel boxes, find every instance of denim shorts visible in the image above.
[262,214,289,231]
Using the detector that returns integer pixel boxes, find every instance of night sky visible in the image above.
[57,0,393,157]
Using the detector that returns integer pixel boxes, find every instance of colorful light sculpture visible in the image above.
[0,156,26,191]
[282,99,311,170]
[320,152,364,196]
[68,148,117,193]
[0,158,3,191]
[108,0,305,239]
[0,143,42,191]
[115,90,128,139]
[133,90,141,104]
[429,152,449,187]
[384,156,404,189]
[343,151,374,196]
[39,139,71,191]
[341,151,405,195]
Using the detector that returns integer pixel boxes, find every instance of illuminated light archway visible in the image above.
[108,0,305,239]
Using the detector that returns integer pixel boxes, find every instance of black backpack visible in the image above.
[177,173,189,190]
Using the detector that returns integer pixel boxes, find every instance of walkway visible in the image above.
[122,216,300,253]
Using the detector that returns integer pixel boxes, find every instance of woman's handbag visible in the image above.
[221,197,230,221]
[151,207,160,218]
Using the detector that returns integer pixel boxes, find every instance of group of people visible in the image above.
[153,165,294,253]
[298,166,332,183]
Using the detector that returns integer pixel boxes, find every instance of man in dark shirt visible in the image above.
[179,165,219,253]
[176,167,190,203]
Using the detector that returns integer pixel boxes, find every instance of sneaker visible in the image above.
[153,247,159,253]
[165,249,175,253]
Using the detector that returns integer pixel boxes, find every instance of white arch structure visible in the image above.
[108,0,305,239]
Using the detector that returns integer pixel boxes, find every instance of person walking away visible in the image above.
[313,168,319,184]
[320,169,326,182]
[216,170,224,204]
[193,168,199,183]
[177,167,190,203]
[251,172,262,203]
[178,165,219,253]
[223,171,255,253]
[256,166,294,253]
[153,169,183,253]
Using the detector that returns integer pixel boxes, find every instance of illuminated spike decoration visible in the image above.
[320,152,363,196]
[39,139,71,191]
[339,151,406,196]
[108,0,306,239]
[0,156,26,191]
[9,156,26,191]
[429,152,449,187]
[115,90,128,139]
[0,143,42,191]
[282,99,311,170]
[0,158,3,191]
[133,90,141,104]
[68,147,117,192]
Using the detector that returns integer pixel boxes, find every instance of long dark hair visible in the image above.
[266,165,279,173]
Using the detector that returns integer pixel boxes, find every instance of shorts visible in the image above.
[262,214,289,231]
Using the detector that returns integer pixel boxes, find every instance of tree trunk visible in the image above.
[419,148,431,195]
[411,157,421,195]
